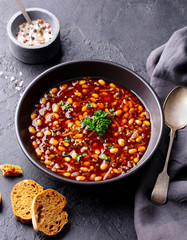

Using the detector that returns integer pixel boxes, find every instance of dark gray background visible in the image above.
[0,1,186,239]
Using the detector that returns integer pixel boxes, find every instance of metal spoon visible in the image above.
[14,0,32,24]
[151,86,187,205]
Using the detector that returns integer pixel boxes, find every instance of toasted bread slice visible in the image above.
[11,180,44,224]
[31,189,68,236]
[0,164,22,176]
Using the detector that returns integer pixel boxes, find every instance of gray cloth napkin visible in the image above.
[134,26,187,240]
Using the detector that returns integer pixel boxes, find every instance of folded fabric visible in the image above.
[134,26,187,240]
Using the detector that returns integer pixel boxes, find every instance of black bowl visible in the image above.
[15,60,164,185]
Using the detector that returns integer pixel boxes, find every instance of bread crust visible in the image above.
[11,179,44,224]
[31,189,68,236]
[0,164,22,176]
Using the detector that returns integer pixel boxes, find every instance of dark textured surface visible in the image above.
[0,1,186,239]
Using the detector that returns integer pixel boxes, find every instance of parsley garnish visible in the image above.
[64,137,70,142]
[99,153,111,162]
[82,152,87,156]
[63,103,71,111]
[62,152,70,156]
[77,127,81,131]
[87,101,92,108]
[57,101,63,107]
[75,154,81,161]
[83,110,111,136]
[109,108,115,117]
[108,144,113,149]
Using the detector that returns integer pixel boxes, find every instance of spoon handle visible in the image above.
[151,128,176,205]
[14,0,32,24]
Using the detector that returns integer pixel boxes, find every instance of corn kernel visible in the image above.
[90,97,96,102]
[40,97,46,105]
[35,148,42,156]
[128,118,134,125]
[36,119,42,126]
[64,142,70,147]
[75,92,82,97]
[76,176,86,181]
[95,176,102,181]
[90,174,96,181]
[136,136,142,142]
[80,167,89,172]
[58,146,66,151]
[52,103,59,113]
[31,112,37,120]
[129,149,137,154]
[75,133,83,138]
[29,126,36,134]
[49,138,59,145]
[92,93,99,98]
[63,172,71,177]
[115,110,122,116]
[109,83,116,88]
[143,120,150,126]
[118,138,125,147]
[95,149,100,155]
[134,158,139,163]
[64,157,71,162]
[82,105,87,112]
[60,84,67,91]
[138,146,146,152]
[135,120,142,125]
[67,98,73,104]
[50,87,58,94]
[44,160,51,165]
[110,148,119,153]
[98,79,105,85]
[100,162,108,171]
[79,80,86,85]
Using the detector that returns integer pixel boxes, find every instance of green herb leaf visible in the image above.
[83,110,111,136]
[109,108,115,117]
[119,132,123,135]
[57,101,63,107]
[77,127,81,131]
[62,152,70,156]
[64,137,70,142]
[87,101,92,108]
[82,152,87,156]
[108,144,113,149]
[99,153,110,162]
[63,103,71,111]
[75,154,81,161]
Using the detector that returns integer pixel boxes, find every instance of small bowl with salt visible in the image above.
[7,8,60,64]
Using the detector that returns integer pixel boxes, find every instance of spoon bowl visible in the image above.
[151,86,187,205]
[164,86,187,129]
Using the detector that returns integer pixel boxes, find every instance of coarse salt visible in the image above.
[16,19,53,46]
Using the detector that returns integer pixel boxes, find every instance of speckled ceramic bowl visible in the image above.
[15,60,164,185]
[7,8,60,64]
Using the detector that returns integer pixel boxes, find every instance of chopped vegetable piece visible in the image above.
[75,154,81,161]
[62,152,70,156]
[63,103,71,111]
[64,137,70,143]
[108,144,113,149]
[99,154,111,162]
[87,101,92,108]
[57,101,63,107]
